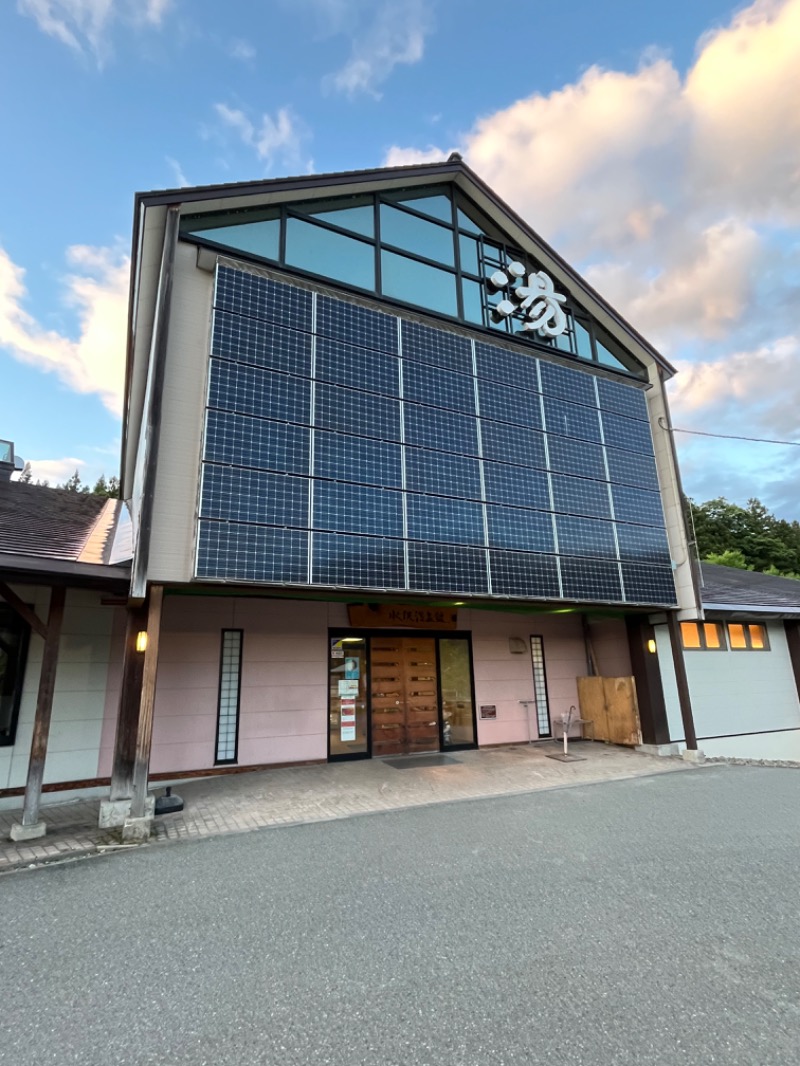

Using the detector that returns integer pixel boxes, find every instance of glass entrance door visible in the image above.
[370,636,439,757]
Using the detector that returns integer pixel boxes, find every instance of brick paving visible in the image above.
[0,742,691,873]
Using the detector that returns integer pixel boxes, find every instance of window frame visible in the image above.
[679,621,727,651]
[0,603,31,748]
[726,622,770,651]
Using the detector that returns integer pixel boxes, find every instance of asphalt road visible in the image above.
[1,765,798,1066]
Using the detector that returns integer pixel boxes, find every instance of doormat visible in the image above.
[382,755,461,769]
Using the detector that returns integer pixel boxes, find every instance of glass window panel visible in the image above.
[596,339,629,371]
[456,206,482,234]
[575,319,594,361]
[749,624,768,649]
[380,204,455,266]
[462,278,484,325]
[703,623,723,649]
[187,219,281,261]
[382,189,454,224]
[681,622,702,649]
[439,639,475,748]
[285,216,375,290]
[293,197,374,237]
[329,636,369,756]
[381,250,458,317]
[728,623,747,649]
[459,234,480,275]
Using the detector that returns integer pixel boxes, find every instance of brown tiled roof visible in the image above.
[0,481,114,562]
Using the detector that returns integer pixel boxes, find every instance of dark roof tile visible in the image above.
[700,562,800,610]
[0,481,109,562]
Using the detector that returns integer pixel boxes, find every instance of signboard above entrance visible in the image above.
[347,604,458,630]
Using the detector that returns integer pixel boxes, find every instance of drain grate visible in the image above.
[382,755,461,769]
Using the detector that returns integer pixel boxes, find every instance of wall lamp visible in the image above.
[647,638,657,655]
[135,631,148,653]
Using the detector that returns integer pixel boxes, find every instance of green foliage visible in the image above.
[57,470,120,498]
[688,497,800,580]
[704,549,751,570]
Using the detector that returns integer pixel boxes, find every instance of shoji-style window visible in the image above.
[215,630,243,763]
[529,636,552,738]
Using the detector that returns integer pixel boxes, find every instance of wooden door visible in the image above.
[370,637,440,757]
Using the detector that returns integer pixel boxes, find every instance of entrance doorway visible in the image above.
[370,636,439,757]
[328,630,478,760]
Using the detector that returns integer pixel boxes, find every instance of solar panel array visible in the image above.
[196,265,677,605]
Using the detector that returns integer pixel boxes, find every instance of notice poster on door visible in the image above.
[338,679,359,698]
[340,698,356,725]
[340,725,356,741]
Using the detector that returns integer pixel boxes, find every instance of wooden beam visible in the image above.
[129,586,164,819]
[108,603,149,802]
[0,581,46,639]
[666,612,698,750]
[20,586,66,827]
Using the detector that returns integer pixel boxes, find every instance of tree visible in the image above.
[61,470,88,493]
[18,462,32,483]
[688,497,800,579]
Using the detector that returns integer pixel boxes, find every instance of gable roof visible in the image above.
[700,562,800,615]
[0,481,131,584]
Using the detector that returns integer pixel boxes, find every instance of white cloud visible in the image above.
[20,456,86,486]
[214,103,310,172]
[166,156,190,188]
[228,38,256,61]
[17,0,171,62]
[383,144,449,167]
[0,243,129,416]
[382,0,800,512]
[320,0,433,98]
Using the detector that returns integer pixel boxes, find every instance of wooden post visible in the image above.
[109,603,149,802]
[666,612,698,750]
[19,586,66,829]
[128,586,164,822]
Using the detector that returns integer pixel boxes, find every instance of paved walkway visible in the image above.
[0,742,690,873]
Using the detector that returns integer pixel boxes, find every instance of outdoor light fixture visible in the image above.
[135,631,148,653]
[647,639,657,654]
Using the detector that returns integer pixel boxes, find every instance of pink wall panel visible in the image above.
[97,607,126,778]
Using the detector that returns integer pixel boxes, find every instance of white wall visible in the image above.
[0,587,122,809]
[655,620,800,759]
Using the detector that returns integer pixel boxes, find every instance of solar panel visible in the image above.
[196,263,676,606]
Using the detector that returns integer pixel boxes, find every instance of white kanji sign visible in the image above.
[489,261,567,338]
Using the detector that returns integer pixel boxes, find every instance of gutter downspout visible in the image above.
[130,205,181,602]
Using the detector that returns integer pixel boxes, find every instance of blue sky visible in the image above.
[1,0,798,515]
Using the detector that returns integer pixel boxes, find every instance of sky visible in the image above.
[0,0,798,516]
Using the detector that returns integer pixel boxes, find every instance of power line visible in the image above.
[658,418,800,447]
